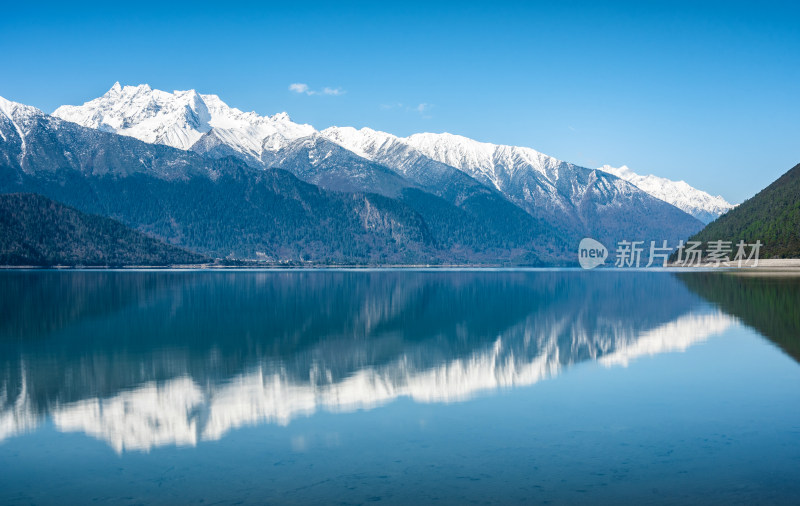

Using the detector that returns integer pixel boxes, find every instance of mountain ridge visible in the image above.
[598,164,734,223]
[51,84,719,229]
[322,125,704,247]
[0,86,717,264]
[2,95,563,264]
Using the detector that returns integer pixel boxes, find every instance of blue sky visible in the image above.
[1,1,798,203]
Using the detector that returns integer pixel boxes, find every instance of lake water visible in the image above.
[1,269,799,505]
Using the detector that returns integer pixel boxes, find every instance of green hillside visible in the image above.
[0,193,208,266]
[691,162,800,258]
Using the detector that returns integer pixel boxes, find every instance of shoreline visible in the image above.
[666,258,800,276]
[0,265,574,272]
[2,258,800,272]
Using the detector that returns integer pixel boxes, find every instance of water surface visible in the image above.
[1,270,799,504]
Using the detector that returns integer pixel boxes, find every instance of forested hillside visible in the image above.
[690,163,800,258]
[0,193,208,266]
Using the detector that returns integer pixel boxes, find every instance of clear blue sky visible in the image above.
[1,1,798,203]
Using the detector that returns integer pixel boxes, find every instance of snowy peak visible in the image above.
[0,95,47,163]
[404,132,504,188]
[53,83,212,149]
[403,132,571,192]
[405,132,499,171]
[321,126,401,160]
[598,165,734,223]
[320,126,493,194]
[53,83,316,156]
[0,95,42,124]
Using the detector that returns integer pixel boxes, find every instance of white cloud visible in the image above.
[289,83,345,96]
[289,83,311,94]
[414,103,433,119]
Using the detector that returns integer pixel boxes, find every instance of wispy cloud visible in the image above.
[289,83,345,96]
[289,83,310,94]
[380,102,434,118]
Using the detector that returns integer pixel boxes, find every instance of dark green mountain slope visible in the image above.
[0,193,207,266]
[691,162,800,258]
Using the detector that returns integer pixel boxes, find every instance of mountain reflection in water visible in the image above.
[677,271,800,363]
[1,270,736,452]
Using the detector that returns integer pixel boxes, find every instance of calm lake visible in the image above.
[1,269,799,505]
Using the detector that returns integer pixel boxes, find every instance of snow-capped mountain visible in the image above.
[0,96,457,263]
[51,84,726,227]
[598,165,734,223]
[322,127,704,245]
[325,126,586,209]
[0,94,224,180]
[400,131,681,225]
[47,83,707,252]
[53,83,315,164]
[321,126,512,208]
[261,133,415,196]
[322,126,471,188]
[0,95,43,168]
[404,132,569,192]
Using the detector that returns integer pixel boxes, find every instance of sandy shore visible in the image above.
[664,259,800,276]
[721,258,800,276]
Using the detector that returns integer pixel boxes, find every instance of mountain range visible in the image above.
[597,165,734,224]
[0,94,552,264]
[53,84,731,222]
[0,83,731,264]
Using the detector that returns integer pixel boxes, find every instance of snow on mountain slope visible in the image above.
[0,95,40,136]
[597,165,733,223]
[396,131,705,243]
[0,95,42,165]
[401,131,616,216]
[49,85,708,245]
[260,133,416,197]
[399,132,675,216]
[321,126,494,196]
[53,83,315,162]
[403,132,568,191]
[51,85,727,228]
[399,132,727,223]
[325,126,595,210]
